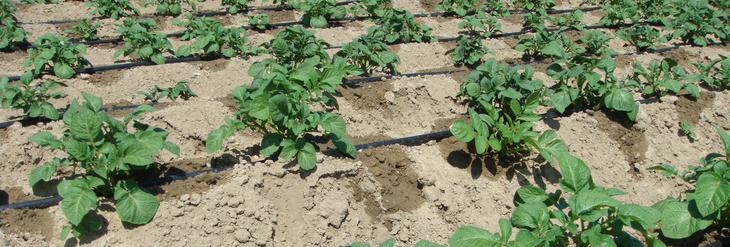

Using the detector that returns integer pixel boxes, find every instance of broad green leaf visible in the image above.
[206,126,232,153]
[716,128,730,157]
[448,225,500,247]
[81,92,103,112]
[320,113,347,137]
[58,179,97,225]
[29,131,62,149]
[114,180,159,225]
[603,88,635,112]
[249,96,271,120]
[498,218,512,243]
[649,164,678,177]
[511,202,550,230]
[618,204,661,230]
[514,185,549,205]
[694,172,730,217]
[558,153,592,193]
[570,190,620,216]
[68,109,102,141]
[120,140,155,166]
[333,134,358,158]
[40,102,60,120]
[450,119,475,142]
[297,142,317,171]
[54,63,75,79]
[659,201,713,239]
[260,133,283,157]
[29,163,56,187]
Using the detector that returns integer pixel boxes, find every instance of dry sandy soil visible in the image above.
[1,0,729,246]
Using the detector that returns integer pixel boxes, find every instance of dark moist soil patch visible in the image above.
[593,110,648,168]
[349,146,425,229]
[192,59,230,72]
[0,208,55,240]
[418,0,441,12]
[675,91,715,125]
[615,54,635,69]
[142,158,232,201]
[340,80,393,111]
[662,48,693,68]
[262,10,298,23]
[89,70,125,86]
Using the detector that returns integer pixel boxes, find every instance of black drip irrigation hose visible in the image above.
[16,0,357,25]
[0,128,454,212]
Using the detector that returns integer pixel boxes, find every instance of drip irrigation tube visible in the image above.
[0,128,454,212]
[17,0,357,25]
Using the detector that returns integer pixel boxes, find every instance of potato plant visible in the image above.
[140,80,197,103]
[145,0,198,16]
[415,153,666,246]
[616,25,667,52]
[248,13,270,31]
[0,74,64,120]
[64,19,100,41]
[668,0,728,46]
[449,59,566,158]
[24,34,90,79]
[85,0,140,19]
[114,19,173,64]
[1,0,18,23]
[367,8,434,44]
[206,56,360,170]
[265,25,330,68]
[335,34,399,75]
[651,128,730,239]
[174,15,261,58]
[599,0,640,26]
[437,0,477,17]
[222,0,250,14]
[0,19,28,50]
[351,0,391,17]
[626,58,700,98]
[451,11,501,67]
[545,56,639,121]
[290,0,346,28]
[691,56,729,90]
[577,30,614,56]
[28,93,179,239]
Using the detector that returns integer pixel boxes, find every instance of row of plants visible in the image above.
[351,128,730,246]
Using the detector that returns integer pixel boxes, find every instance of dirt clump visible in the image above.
[593,110,648,168]
[89,70,125,86]
[340,80,393,111]
[262,10,298,23]
[675,91,715,125]
[193,59,230,72]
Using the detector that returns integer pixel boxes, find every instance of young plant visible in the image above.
[64,19,100,41]
[545,56,639,121]
[650,128,730,239]
[335,34,399,75]
[550,10,585,31]
[437,0,477,16]
[114,19,173,64]
[0,19,28,50]
[414,152,666,246]
[1,0,18,22]
[449,59,566,158]
[513,0,555,11]
[515,28,578,61]
[29,93,178,239]
[351,0,391,17]
[0,74,64,120]
[691,56,730,90]
[206,56,361,170]
[174,15,261,58]
[145,0,198,16]
[265,25,330,68]
[599,0,639,26]
[669,0,729,46]
[222,0,250,14]
[459,11,501,37]
[679,121,696,141]
[577,30,614,56]
[248,13,270,31]
[451,35,489,67]
[290,0,347,28]
[140,81,197,103]
[616,25,667,52]
[480,0,510,17]
[85,0,140,19]
[626,58,700,98]
[24,34,90,79]
[367,8,434,44]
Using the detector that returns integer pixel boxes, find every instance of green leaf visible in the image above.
[659,201,713,239]
[511,202,550,230]
[29,163,57,187]
[570,190,620,216]
[498,218,512,243]
[450,119,475,142]
[260,133,283,158]
[206,126,232,153]
[514,185,549,205]
[603,88,636,112]
[558,153,592,193]
[29,131,62,149]
[150,53,166,65]
[68,109,102,141]
[81,92,103,112]
[649,164,678,177]
[448,225,500,247]
[694,172,730,217]
[310,15,328,28]
[40,102,59,120]
[320,113,347,137]
[415,240,445,247]
[53,63,75,79]
[58,179,97,225]
[618,204,661,230]
[333,134,358,158]
[120,140,155,166]
[297,142,317,171]
[114,180,159,225]
[716,128,730,157]
[249,96,271,120]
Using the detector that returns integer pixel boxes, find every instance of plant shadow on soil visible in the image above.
[432,118,562,188]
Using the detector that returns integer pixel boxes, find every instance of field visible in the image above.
[0,0,729,246]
